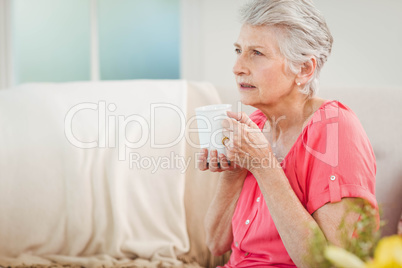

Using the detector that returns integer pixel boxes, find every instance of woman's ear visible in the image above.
[296,56,317,85]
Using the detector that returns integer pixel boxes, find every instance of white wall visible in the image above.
[181,0,402,114]
[314,0,402,89]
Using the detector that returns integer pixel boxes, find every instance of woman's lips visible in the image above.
[239,83,257,90]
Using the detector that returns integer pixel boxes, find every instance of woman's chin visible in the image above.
[239,96,256,106]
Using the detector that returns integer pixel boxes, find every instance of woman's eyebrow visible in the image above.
[233,43,265,50]
[249,45,265,50]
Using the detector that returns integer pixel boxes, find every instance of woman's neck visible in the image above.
[259,95,317,135]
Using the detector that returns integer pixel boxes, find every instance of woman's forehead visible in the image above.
[236,24,281,52]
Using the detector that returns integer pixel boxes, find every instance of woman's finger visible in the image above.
[222,117,234,129]
[222,128,232,142]
[197,149,208,170]
[202,148,208,157]
[226,111,258,129]
[209,149,219,171]
[218,154,231,170]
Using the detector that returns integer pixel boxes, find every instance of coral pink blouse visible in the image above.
[222,100,377,267]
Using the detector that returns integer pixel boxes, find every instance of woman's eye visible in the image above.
[235,48,241,54]
[253,50,263,56]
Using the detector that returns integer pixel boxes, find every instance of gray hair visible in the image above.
[240,0,333,97]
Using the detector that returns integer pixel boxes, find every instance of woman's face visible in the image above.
[233,24,297,107]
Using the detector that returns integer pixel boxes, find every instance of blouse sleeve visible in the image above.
[299,101,377,214]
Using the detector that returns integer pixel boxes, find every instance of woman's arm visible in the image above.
[252,165,360,267]
[204,168,247,255]
[198,148,248,256]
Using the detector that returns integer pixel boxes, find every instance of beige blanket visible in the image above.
[0,80,223,267]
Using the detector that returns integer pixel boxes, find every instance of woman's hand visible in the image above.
[223,111,273,172]
[197,148,245,174]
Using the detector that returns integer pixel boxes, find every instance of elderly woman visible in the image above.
[197,0,377,267]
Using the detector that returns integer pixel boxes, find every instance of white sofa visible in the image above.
[0,80,230,268]
[0,81,400,267]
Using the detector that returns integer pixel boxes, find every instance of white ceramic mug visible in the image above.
[195,104,232,162]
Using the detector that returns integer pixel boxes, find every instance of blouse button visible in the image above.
[235,241,239,247]
[330,175,336,181]
[245,219,250,225]
[245,252,249,257]
[256,197,260,202]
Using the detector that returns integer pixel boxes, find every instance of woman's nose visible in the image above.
[232,56,249,76]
